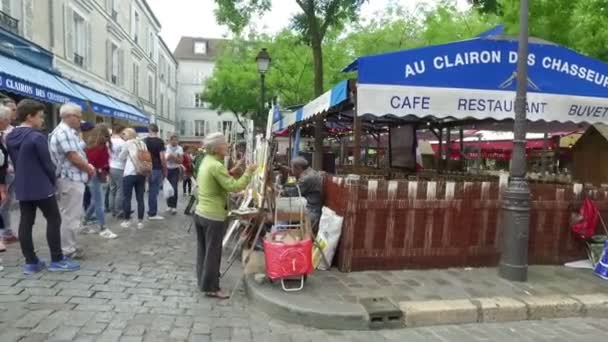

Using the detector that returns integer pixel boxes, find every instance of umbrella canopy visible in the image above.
[351,35,608,124]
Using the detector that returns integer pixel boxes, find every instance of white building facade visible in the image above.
[0,0,176,134]
[174,37,245,144]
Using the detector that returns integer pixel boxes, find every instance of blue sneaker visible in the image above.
[48,258,80,272]
[22,260,46,275]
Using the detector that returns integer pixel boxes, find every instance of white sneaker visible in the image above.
[120,221,131,229]
[99,229,118,239]
[80,227,96,235]
[170,208,177,215]
[148,215,165,221]
[137,222,144,230]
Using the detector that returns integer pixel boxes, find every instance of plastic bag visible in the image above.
[163,178,174,199]
[312,207,343,270]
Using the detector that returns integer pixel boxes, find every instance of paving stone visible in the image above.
[22,288,60,296]
[69,297,109,305]
[0,294,29,302]
[520,295,584,320]
[14,309,53,328]
[58,289,94,298]
[124,325,147,336]
[400,299,478,327]
[48,326,79,341]
[170,327,191,340]
[74,276,109,285]
[94,291,129,300]
[120,337,143,342]
[92,284,126,293]
[54,282,93,290]
[80,322,108,334]
[74,304,114,312]
[0,286,23,295]
[15,280,57,288]
[188,334,210,342]
[19,333,51,342]
[27,296,70,304]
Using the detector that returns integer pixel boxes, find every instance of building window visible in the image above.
[111,44,119,84]
[179,120,185,136]
[149,32,155,59]
[194,41,207,55]
[194,93,205,108]
[133,63,139,96]
[194,120,205,137]
[147,75,154,102]
[73,12,86,67]
[0,0,18,35]
[108,0,117,20]
[132,10,140,44]
[160,94,164,116]
[167,98,171,117]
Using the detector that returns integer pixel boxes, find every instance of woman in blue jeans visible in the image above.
[119,128,146,230]
[83,124,117,239]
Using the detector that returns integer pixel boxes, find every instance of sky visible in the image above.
[147,0,471,51]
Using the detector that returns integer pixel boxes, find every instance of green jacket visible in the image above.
[195,154,252,221]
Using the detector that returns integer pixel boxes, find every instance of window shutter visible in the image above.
[86,22,92,70]
[64,5,74,59]
[106,40,112,80]
[205,121,210,135]
[2,0,11,14]
[217,122,221,133]
[117,49,124,85]
[23,0,33,39]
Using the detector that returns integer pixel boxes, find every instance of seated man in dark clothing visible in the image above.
[282,157,323,234]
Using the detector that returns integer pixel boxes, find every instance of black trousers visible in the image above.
[195,215,226,292]
[19,196,63,264]
[183,177,192,195]
[167,168,179,208]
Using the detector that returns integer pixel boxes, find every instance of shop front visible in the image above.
[272,29,608,271]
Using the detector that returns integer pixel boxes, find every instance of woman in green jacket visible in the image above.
[195,132,255,299]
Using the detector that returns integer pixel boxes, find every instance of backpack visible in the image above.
[130,140,152,176]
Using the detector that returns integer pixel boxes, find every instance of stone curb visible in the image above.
[399,294,608,328]
[243,271,608,331]
[243,274,370,330]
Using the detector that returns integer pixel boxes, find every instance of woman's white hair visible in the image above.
[59,102,82,118]
[204,132,226,154]
[0,105,11,120]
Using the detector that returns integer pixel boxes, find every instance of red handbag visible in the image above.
[264,233,313,281]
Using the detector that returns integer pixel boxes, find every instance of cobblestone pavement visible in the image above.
[0,199,606,341]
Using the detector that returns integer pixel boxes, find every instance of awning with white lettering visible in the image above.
[67,82,149,124]
[0,54,87,108]
[350,35,608,124]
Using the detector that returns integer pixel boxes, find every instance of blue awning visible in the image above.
[67,82,149,124]
[0,54,87,107]
[109,99,149,124]
[273,80,350,132]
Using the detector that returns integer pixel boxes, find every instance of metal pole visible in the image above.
[260,73,266,120]
[459,127,465,171]
[477,134,482,173]
[446,128,452,171]
[499,0,530,282]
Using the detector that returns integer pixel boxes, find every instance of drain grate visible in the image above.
[359,297,403,329]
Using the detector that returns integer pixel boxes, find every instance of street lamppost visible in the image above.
[256,48,271,119]
[499,0,530,282]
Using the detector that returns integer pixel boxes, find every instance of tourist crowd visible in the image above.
[0,98,194,274]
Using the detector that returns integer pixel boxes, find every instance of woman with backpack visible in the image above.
[119,128,149,230]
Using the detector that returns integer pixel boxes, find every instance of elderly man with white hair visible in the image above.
[285,156,323,234]
[195,132,256,299]
[49,102,95,260]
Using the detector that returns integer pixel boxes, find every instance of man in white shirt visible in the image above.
[109,125,127,218]
[165,135,183,214]
[49,103,95,259]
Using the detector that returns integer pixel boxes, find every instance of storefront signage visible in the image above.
[0,73,84,107]
[357,38,608,124]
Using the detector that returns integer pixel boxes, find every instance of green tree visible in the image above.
[203,39,265,129]
[214,0,367,168]
[468,0,501,14]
